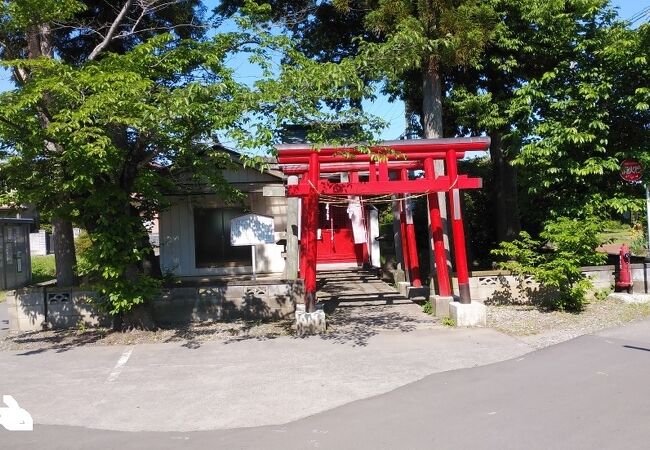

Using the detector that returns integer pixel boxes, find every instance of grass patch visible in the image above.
[599,220,647,256]
[32,255,56,284]
[441,317,456,327]
[600,223,632,245]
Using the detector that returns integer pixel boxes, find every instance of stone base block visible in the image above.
[392,269,406,284]
[449,301,487,327]
[406,286,429,300]
[397,282,410,297]
[295,308,326,336]
[608,293,650,304]
[433,296,454,318]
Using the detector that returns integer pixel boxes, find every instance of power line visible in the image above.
[628,5,650,24]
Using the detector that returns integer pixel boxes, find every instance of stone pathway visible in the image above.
[316,269,441,345]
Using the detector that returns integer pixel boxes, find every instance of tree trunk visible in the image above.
[113,305,157,331]
[52,217,77,287]
[421,57,452,278]
[490,131,521,242]
[25,24,79,287]
[422,59,443,138]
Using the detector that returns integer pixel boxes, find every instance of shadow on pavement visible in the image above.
[0,270,435,351]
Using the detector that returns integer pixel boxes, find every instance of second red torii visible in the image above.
[276,137,490,313]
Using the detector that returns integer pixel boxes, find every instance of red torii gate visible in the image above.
[277,137,490,313]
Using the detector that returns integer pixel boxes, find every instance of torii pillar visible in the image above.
[279,137,491,330]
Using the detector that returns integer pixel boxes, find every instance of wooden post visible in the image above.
[423,158,451,296]
[299,198,307,279]
[446,148,471,303]
[401,169,421,287]
[378,161,389,181]
[303,151,320,312]
[368,162,377,183]
[398,196,411,284]
[284,176,300,279]
[404,197,422,288]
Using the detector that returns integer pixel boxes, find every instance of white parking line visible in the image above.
[106,347,134,383]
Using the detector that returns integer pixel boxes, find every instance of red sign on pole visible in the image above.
[620,159,643,182]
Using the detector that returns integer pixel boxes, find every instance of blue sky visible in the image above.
[0,0,647,141]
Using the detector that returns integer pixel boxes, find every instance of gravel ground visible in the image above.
[487,297,650,349]
[3,277,649,352]
[0,319,294,352]
[0,302,439,351]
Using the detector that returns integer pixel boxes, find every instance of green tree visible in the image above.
[0,0,206,287]
[218,1,497,280]
[357,0,494,139]
[514,13,650,220]
[0,1,374,328]
[447,0,617,241]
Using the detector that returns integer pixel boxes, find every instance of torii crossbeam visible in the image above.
[277,137,490,313]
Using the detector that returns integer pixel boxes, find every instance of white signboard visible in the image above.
[230,214,275,246]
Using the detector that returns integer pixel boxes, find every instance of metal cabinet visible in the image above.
[0,219,32,290]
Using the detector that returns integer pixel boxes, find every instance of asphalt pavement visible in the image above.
[0,327,531,432]
[2,319,650,448]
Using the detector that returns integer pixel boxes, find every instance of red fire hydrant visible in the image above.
[615,244,633,294]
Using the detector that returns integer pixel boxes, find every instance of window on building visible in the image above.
[193,208,251,268]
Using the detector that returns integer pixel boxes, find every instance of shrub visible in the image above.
[492,217,606,311]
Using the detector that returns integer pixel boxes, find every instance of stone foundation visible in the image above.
[6,288,46,332]
[607,293,650,304]
[451,264,650,302]
[450,301,487,327]
[295,303,326,335]
[433,295,453,318]
[153,280,301,325]
[7,279,303,332]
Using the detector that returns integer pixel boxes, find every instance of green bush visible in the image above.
[75,224,160,317]
[31,255,56,284]
[492,217,606,311]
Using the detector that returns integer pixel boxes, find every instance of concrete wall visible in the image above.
[159,192,288,277]
[631,263,650,293]
[152,280,301,325]
[7,288,110,332]
[6,288,46,332]
[6,280,302,332]
[450,264,650,302]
